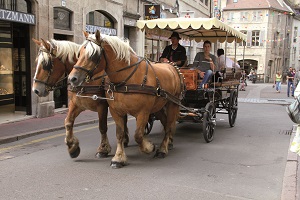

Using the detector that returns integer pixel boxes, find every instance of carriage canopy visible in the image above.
[136,17,246,43]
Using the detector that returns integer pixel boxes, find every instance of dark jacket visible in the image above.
[160,44,186,67]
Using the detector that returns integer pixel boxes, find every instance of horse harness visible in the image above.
[74,36,186,106]
[33,42,68,92]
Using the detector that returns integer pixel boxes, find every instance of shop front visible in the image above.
[0,2,35,116]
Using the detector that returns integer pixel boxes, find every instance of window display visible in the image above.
[0,47,14,106]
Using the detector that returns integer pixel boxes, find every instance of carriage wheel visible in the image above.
[144,114,155,135]
[202,102,216,143]
[228,90,238,127]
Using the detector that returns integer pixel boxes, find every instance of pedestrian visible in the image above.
[294,69,300,87]
[274,71,282,93]
[290,83,300,155]
[192,40,218,89]
[159,32,187,67]
[286,67,295,97]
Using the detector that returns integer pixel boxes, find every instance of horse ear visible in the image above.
[83,31,89,38]
[32,38,42,46]
[95,29,101,42]
[41,38,50,50]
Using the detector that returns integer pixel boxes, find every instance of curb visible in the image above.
[0,119,100,145]
[281,125,298,200]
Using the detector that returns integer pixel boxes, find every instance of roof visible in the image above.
[223,0,292,12]
[136,17,246,43]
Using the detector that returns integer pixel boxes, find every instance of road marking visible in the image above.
[0,118,134,153]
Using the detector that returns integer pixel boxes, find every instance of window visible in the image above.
[54,7,72,30]
[86,11,114,28]
[240,11,248,22]
[239,30,247,46]
[252,11,262,22]
[294,27,298,43]
[251,30,260,46]
[0,0,31,13]
[205,0,208,6]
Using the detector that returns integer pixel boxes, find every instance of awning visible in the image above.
[136,17,246,43]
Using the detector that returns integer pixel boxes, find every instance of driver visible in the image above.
[159,32,187,67]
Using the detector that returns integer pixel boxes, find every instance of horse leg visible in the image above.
[65,102,83,158]
[123,114,129,147]
[110,109,127,168]
[154,103,179,158]
[154,109,173,150]
[135,113,155,154]
[95,103,111,158]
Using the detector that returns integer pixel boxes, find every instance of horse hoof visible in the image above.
[110,161,126,169]
[154,150,166,158]
[69,147,80,158]
[168,143,173,150]
[95,152,108,158]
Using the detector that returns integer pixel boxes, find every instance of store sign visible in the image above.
[86,25,117,36]
[0,9,35,25]
[144,4,161,20]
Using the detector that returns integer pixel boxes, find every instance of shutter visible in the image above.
[260,30,265,46]
[247,30,252,47]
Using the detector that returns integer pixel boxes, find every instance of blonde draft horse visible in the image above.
[32,38,129,158]
[68,30,184,168]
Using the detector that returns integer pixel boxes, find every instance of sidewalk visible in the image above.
[0,109,103,145]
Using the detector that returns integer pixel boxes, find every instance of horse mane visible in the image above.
[83,34,136,65]
[50,39,80,64]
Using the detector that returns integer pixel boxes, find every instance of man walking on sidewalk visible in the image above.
[287,67,295,97]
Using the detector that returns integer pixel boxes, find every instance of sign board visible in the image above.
[86,24,117,36]
[0,9,35,25]
[144,4,161,20]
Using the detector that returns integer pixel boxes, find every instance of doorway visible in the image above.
[13,23,31,114]
[53,34,68,109]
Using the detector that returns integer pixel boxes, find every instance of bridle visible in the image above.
[33,41,68,92]
[73,37,108,82]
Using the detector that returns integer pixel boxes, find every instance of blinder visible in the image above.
[73,37,107,82]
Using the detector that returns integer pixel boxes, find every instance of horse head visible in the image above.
[69,30,136,87]
[32,38,79,97]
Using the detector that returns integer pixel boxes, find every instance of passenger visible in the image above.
[192,40,218,89]
[159,32,187,67]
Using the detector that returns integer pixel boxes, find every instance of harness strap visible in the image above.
[68,85,105,94]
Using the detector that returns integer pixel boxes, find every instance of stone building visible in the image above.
[0,0,211,119]
[219,0,293,82]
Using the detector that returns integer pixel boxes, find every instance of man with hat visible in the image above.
[159,32,187,67]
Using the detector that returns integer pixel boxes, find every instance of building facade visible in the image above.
[0,0,211,119]
[219,0,293,82]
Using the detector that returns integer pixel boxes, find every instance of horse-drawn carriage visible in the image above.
[136,17,246,143]
[32,17,246,168]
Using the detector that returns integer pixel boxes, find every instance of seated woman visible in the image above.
[192,40,218,89]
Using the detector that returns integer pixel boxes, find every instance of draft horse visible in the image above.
[32,38,129,158]
[68,30,184,168]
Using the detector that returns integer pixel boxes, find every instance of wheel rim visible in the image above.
[228,90,238,127]
[203,102,216,143]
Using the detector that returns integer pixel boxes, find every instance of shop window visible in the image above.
[0,0,31,13]
[86,11,114,28]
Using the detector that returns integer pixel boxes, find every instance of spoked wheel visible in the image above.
[228,90,238,127]
[202,102,216,143]
[144,114,156,135]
